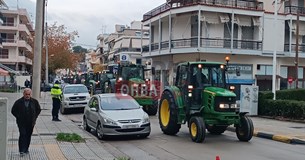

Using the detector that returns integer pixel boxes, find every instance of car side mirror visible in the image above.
[139,105,143,109]
[90,107,97,112]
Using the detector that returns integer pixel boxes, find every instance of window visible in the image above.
[0,49,9,59]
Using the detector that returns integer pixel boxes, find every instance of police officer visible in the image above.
[51,81,62,121]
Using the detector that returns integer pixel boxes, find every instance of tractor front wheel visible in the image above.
[189,116,206,143]
[158,91,181,135]
[236,116,254,142]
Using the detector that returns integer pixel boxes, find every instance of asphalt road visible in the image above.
[65,111,305,160]
[3,92,305,160]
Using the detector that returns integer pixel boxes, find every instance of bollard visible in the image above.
[0,98,8,160]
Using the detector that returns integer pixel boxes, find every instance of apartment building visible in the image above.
[97,21,149,69]
[0,0,8,49]
[0,8,33,74]
[141,0,305,93]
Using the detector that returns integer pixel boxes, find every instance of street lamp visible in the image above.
[272,0,278,100]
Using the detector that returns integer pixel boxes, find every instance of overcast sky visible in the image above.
[6,0,165,49]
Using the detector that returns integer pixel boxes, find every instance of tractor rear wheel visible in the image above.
[158,91,181,135]
[189,116,206,143]
[206,125,228,135]
[236,116,254,142]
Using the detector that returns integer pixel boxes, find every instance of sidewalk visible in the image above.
[7,92,116,160]
[5,92,305,159]
[248,116,305,144]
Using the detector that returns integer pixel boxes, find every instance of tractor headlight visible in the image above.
[219,104,229,108]
[230,104,238,108]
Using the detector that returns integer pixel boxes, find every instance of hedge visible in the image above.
[258,89,305,119]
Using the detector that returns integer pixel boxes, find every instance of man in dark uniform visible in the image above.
[11,88,41,156]
[51,81,62,121]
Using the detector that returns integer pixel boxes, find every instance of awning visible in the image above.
[219,14,230,23]
[237,15,252,27]
[0,68,9,76]
[132,39,142,48]
[113,40,122,49]
[121,38,130,48]
[252,17,260,26]
[292,22,305,36]
[201,12,220,24]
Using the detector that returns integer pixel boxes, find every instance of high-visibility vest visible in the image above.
[51,84,62,99]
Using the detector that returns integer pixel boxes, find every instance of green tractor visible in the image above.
[158,61,253,143]
[105,62,158,115]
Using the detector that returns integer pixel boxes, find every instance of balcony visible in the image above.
[284,43,305,53]
[143,0,263,21]
[0,22,17,30]
[2,39,32,51]
[143,38,262,52]
[18,24,31,36]
[285,6,305,15]
[17,56,32,65]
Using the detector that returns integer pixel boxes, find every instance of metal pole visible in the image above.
[295,12,299,88]
[32,0,45,99]
[45,0,48,84]
[45,21,48,84]
[230,10,235,54]
[272,0,278,100]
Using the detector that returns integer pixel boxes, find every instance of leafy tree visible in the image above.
[40,23,82,79]
[73,45,88,53]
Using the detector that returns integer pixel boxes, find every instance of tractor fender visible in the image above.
[163,86,184,109]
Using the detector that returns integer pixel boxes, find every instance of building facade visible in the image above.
[141,0,305,94]
[0,8,33,74]
[97,21,150,70]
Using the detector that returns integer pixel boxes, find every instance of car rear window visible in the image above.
[100,96,140,110]
[64,86,88,94]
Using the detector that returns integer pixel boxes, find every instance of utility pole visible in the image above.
[295,11,299,89]
[32,0,45,99]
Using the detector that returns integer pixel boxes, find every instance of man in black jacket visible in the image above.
[11,88,41,156]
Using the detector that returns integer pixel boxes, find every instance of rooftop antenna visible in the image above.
[17,0,19,9]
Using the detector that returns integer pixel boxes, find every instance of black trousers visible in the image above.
[52,98,61,119]
[17,122,34,153]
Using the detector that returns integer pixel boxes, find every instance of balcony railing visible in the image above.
[285,6,305,15]
[143,38,262,52]
[1,22,16,27]
[143,0,263,21]
[284,44,305,52]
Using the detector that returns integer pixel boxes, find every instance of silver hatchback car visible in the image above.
[83,93,151,139]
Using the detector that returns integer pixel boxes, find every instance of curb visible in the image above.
[227,127,305,145]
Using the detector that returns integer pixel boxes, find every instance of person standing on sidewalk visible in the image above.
[51,80,62,121]
[11,88,41,156]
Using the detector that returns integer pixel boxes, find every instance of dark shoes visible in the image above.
[52,119,61,121]
[20,151,29,156]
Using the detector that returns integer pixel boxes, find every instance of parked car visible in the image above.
[61,84,90,114]
[83,93,151,139]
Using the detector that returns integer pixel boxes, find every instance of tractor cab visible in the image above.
[176,62,226,108]
[119,64,144,81]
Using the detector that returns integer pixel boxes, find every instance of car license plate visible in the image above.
[73,104,83,107]
[122,124,139,129]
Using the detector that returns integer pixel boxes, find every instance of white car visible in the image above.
[61,84,90,114]
[83,93,151,139]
